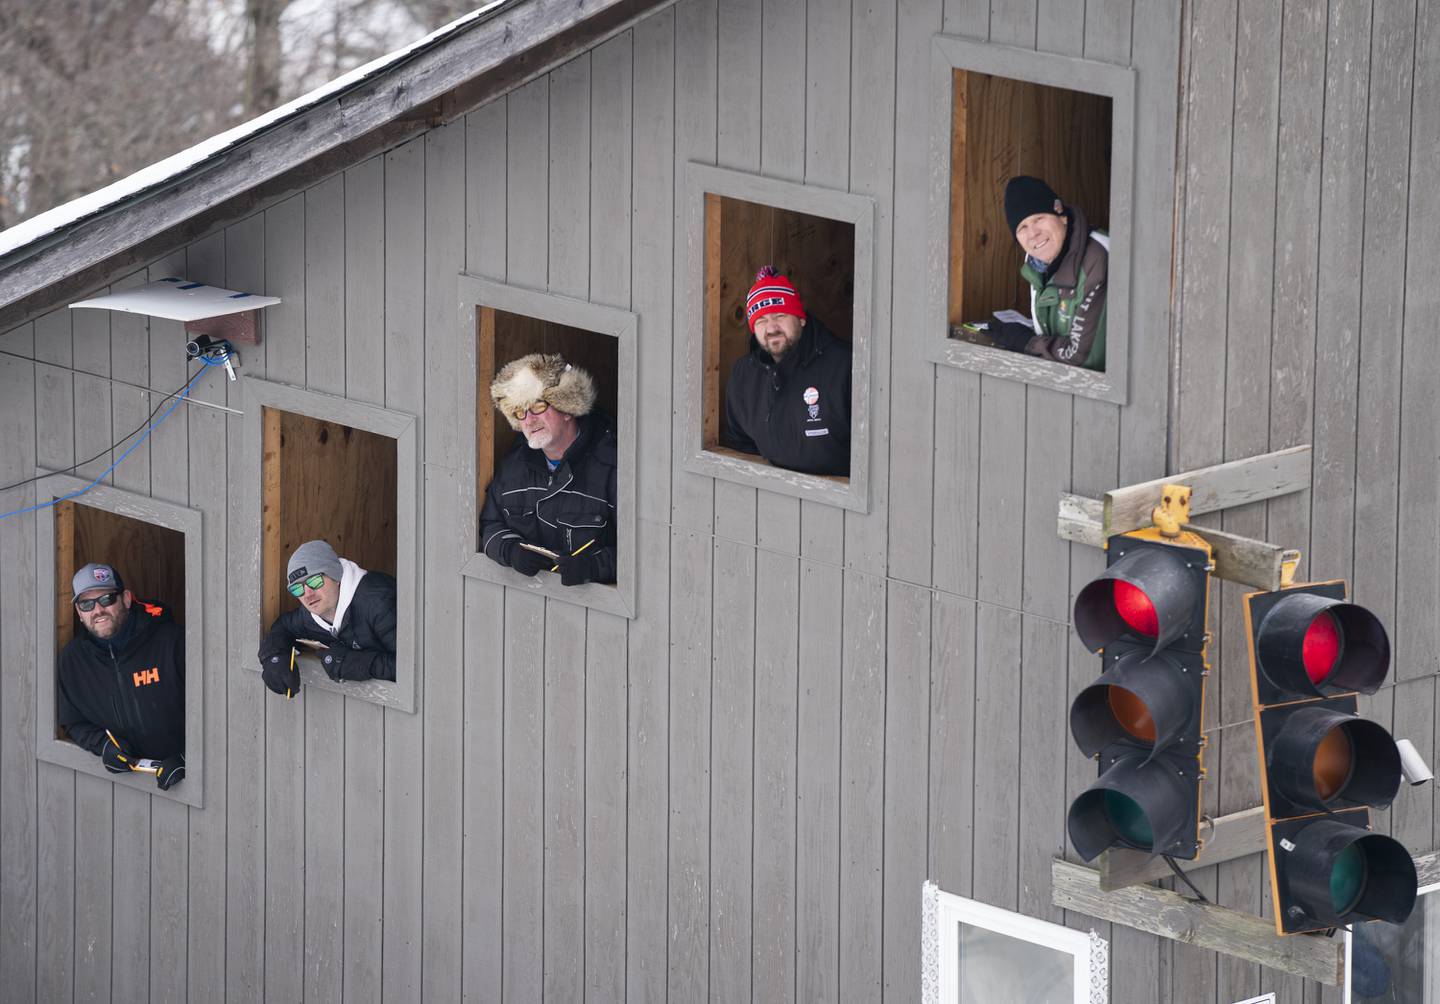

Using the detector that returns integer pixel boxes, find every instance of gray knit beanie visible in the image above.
[287,539,342,586]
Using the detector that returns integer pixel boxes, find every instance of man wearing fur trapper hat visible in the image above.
[481,353,618,586]
[722,266,852,476]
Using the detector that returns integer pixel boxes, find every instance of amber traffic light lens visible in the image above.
[1113,581,1159,637]
[1312,725,1355,801]
[1107,687,1157,743]
[1302,611,1343,685]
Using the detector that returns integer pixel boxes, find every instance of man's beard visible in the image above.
[525,428,554,451]
[88,605,127,640]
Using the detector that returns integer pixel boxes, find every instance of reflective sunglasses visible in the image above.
[287,573,327,598]
[75,592,120,613]
[512,400,550,422]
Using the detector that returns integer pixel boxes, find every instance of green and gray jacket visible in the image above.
[1018,207,1109,370]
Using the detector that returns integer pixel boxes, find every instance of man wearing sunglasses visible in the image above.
[257,539,397,695]
[56,563,186,790]
[481,353,618,586]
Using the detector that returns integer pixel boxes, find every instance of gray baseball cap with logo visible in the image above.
[72,562,124,600]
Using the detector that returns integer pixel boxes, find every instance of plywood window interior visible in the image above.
[475,306,620,514]
[52,501,186,741]
[947,70,1112,347]
[703,192,855,484]
[260,408,398,633]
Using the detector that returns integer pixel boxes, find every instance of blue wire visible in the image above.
[0,353,227,523]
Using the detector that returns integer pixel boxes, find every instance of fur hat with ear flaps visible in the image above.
[491,353,598,430]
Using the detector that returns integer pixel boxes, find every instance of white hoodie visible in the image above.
[309,557,367,636]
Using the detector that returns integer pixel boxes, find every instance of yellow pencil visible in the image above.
[552,537,596,572]
[287,647,296,700]
[104,729,130,766]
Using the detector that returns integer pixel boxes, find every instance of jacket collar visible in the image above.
[519,411,603,473]
[1043,206,1090,290]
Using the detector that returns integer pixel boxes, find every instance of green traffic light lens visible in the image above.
[1330,844,1367,914]
[1103,791,1153,850]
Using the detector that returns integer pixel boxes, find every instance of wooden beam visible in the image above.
[0,0,678,327]
[1051,859,1345,986]
[1103,445,1311,537]
[1058,492,1302,590]
[1416,849,1440,889]
[1100,806,1267,890]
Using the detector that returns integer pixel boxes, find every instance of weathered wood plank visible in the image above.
[972,602,1022,909]
[667,525,712,1001]
[1101,806,1267,890]
[752,548,798,1001]
[420,114,468,1004]
[74,775,116,1001]
[1103,446,1312,538]
[339,152,386,1004]
[1395,0,1440,689]
[584,35,631,999]
[1052,859,1346,986]
[625,10,676,999]
[709,539,755,1000]
[380,134,426,1003]
[795,559,842,1002]
[35,764,74,1004]
[669,0,718,534]
[502,587,546,1002]
[224,210,267,1003]
[883,582,930,1002]
[150,796,190,1002]
[839,570,885,999]
[929,594,977,897]
[1019,617,1068,923]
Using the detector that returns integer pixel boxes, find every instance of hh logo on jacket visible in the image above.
[133,667,159,687]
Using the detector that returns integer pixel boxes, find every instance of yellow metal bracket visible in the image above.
[1151,483,1192,538]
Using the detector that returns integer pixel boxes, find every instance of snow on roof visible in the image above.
[0,0,510,261]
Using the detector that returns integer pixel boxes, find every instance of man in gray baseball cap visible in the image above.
[56,562,186,790]
[257,539,397,695]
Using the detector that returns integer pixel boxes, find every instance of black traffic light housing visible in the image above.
[1068,531,1212,862]
[1245,580,1416,936]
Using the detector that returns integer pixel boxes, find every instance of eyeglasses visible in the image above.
[75,592,120,613]
[512,400,551,422]
[287,573,327,598]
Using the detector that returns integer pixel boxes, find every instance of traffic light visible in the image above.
[1067,525,1212,862]
[1245,581,1417,935]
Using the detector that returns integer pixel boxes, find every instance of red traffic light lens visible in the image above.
[1312,726,1355,801]
[1302,612,1343,685]
[1107,688,1157,743]
[1113,581,1158,637]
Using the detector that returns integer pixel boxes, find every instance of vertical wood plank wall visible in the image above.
[0,0,1431,1001]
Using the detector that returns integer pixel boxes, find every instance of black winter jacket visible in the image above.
[57,600,185,760]
[480,411,618,583]
[260,571,398,681]
[723,315,852,476]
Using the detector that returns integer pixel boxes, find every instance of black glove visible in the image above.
[558,551,602,587]
[992,321,1034,353]
[510,545,551,577]
[260,647,300,697]
[102,735,131,774]
[154,754,185,791]
[319,645,346,681]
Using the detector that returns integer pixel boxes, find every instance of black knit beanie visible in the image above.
[1004,176,1063,235]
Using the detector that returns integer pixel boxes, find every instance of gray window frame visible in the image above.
[927,34,1136,405]
[457,273,638,620]
[680,162,876,513]
[35,477,206,808]
[237,376,421,713]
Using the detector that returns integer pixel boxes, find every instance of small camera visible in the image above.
[1396,739,1434,786]
[185,334,218,358]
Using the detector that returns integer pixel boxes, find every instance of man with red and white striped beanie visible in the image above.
[722,265,852,477]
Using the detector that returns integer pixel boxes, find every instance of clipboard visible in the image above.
[517,542,560,560]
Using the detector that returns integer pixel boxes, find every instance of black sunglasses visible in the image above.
[75,592,120,613]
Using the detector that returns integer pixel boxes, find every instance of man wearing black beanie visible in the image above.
[992,175,1110,371]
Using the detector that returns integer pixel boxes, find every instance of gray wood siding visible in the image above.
[0,0,1432,1001]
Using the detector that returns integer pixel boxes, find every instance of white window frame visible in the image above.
[921,880,1108,1004]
